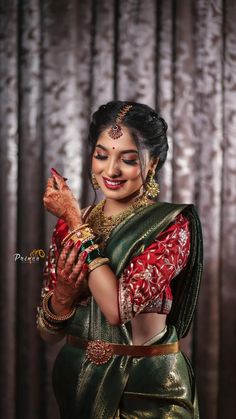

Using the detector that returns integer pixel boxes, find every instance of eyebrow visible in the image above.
[95,144,138,154]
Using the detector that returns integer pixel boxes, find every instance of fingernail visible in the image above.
[51,167,59,176]
[75,241,82,249]
[83,263,88,271]
[65,239,73,247]
[81,251,87,261]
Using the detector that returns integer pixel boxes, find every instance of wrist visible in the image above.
[65,207,82,230]
[51,290,75,315]
[41,290,76,324]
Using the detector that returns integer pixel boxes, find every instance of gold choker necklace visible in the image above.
[88,195,151,247]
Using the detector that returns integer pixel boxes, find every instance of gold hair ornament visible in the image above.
[108,104,133,139]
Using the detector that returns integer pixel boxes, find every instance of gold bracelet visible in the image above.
[69,228,95,244]
[40,310,65,330]
[61,223,90,246]
[37,310,65,335]
[62,226,95,246]
[42,290,76,323]
[88,257,110,273]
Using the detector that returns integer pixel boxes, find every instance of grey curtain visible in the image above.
[0,1,235,418]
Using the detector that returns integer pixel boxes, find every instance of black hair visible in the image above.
[88,100,168,179]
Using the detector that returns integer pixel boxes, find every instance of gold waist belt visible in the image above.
[67,334,180,365]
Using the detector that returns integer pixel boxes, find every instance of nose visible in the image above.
[106,157,121,178]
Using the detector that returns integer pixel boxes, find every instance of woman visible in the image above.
[37,101,203,419]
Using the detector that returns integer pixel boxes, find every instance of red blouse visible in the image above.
[118,214,190,323]
[41,214,190,325]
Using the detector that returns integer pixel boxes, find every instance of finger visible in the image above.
[67,251,87,282]
[51,168,63,177]
[51,168,68,187]
[51,168,68,181]
[57,240,74,271]
[63,245,83,276]
[74,264,88,288]
[44,177,55,196]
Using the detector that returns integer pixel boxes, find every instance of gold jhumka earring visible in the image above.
[145,170,160,199]
[108,104,133,139]
[91,173,100,190]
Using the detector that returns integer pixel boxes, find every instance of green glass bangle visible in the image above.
[80,239,95,253]
[86,248,102,264]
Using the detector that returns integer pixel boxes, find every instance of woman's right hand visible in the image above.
[50,241,89,315]
[43,168,82,229]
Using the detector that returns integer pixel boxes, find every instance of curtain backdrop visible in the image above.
[0,1,235,418]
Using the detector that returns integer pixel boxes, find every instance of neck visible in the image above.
[103,191,143,216]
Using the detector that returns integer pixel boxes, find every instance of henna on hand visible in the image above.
[43,169,82,227]
[51,242,89,314]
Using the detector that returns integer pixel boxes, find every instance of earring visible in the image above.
[91,173,100,190]
[145,170,159,199]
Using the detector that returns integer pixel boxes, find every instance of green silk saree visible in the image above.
[52,202,203,419]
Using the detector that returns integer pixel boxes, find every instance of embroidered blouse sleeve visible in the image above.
[118,213,190,324]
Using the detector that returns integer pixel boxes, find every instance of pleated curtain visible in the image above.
[0,1,235,418]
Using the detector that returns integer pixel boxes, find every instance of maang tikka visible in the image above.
[108,104,133,139]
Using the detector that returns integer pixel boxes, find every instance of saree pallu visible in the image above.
[52,202,203,419]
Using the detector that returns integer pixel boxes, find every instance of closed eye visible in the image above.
[94,155,138,165]
[94,155,107,160]
[122,159,139,165]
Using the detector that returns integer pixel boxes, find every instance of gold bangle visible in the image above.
[37,310,64,335]
[62,226,95,246]
[69,229,95,245]
[88,257,110,273]
[40,310,64,330]
[42,290,76,323]
[61,223,89,246]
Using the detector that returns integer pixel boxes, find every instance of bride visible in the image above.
[37,100,203,418]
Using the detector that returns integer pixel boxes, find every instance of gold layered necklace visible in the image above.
[88,194,150,247]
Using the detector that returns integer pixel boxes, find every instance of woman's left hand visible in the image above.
[51,242,89,315]
[43,169,82,227]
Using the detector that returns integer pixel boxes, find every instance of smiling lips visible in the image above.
[102,177,126,190]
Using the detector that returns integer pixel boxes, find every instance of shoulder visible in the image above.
[154,201,200,223]
[156,212,190,244]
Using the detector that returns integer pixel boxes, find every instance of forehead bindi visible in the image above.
[97,127,137,153]
[95,144,138,156]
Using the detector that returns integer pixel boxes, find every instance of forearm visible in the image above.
[88,264,120,325]
[65,208,82,230]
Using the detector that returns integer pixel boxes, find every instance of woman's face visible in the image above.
[91,125,155,202]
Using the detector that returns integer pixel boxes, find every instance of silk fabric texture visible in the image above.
[52,202,203,419]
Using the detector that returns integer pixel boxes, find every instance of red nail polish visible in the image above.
[66,239,73,247]
[51,167,59,176]
[81,251,87,261]
[51,168,67,181]
[75,241,82,250]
